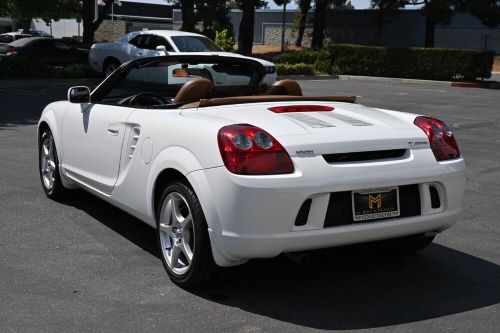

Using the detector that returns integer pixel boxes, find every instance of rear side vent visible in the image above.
[323,149,406,164]
[295,199,312,226]
[429,185,441,209]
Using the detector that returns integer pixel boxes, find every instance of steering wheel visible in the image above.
[126,92,168,107]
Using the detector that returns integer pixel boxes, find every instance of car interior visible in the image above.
[92,58,356,109]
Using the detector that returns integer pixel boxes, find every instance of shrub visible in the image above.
[327,44,494,81]
[214,29,235,52]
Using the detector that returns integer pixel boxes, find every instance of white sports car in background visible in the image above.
[39,55,465,288]
[88,30,277,84]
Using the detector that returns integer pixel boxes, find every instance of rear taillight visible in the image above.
[218,124,294,175]
[6,46,17,55]
[414,116,460,161]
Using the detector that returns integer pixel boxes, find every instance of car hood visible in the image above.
[185,101,428,156]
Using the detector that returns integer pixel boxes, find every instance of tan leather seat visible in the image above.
[173,78,213,104]
[267,79,303,96]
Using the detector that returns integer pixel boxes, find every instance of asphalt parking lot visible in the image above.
[1,77,499,332]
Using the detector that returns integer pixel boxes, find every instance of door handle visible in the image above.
[137,52,142,56]
[107,124,119,136]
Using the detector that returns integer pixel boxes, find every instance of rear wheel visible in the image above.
[103,59,120,77]
[156,182,216,288]
[39,129,68,200]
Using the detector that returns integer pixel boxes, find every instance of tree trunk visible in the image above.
[295,0,311,47]
[311,0,328,50]
[82,0,112,48]
[238,1,254,55]
[424,17,435,47]
[181,0,195,32]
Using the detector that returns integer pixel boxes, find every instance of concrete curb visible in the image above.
[336,74,499,89]
[337,75,452,86]
[277,74,338,81]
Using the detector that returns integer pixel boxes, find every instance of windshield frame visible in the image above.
[91,55,266,103]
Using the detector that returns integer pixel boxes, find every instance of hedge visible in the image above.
[274,45,495,81]
[276,63,315,76]
[0,58,99,79]
[274,49,330,64]
[328,44,494,81]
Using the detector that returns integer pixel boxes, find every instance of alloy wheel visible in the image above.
[40,135,56,190]
[158,192,195,276]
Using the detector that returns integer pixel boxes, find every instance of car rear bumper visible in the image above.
[188,149,465,266]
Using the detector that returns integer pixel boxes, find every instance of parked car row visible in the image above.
[1,29,278,85]
[0,30,52,46]
[0,37,88,64]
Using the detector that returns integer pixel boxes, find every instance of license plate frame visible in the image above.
[352,186,400,222]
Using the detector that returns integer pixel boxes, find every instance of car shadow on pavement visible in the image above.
[199,245,500,330]
[67,190,500,330]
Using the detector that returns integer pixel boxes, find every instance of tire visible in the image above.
[103,59,120,77]
[39,129,68,200]
[156,181,216,288]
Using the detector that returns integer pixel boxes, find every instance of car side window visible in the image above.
[154,36,175,52]
[55,41,71,50]
[129,35,144,48]
[32,39,55,48]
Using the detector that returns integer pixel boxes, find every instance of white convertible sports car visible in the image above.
[38,55,465,288]
[88,30,277,84]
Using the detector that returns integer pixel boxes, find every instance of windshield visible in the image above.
[171,36,223,52]
[0,35,13,43]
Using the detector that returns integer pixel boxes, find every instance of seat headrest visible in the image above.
[173,78,213,104]
[267,79,303,96]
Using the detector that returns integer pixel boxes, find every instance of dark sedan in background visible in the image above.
[0,37,88,64]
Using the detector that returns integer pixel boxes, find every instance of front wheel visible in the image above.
[156,182,216,288]
[39,129,69,200]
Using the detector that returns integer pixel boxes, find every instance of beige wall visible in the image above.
[263,26,313,48]
[94,20,127,42]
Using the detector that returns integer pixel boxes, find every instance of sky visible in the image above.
[120,0,373,10]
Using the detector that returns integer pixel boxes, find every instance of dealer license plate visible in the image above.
[352,187,400,222]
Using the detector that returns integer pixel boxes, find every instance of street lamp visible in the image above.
[111,0,122,21]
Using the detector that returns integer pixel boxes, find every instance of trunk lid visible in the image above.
[190,101,428,156]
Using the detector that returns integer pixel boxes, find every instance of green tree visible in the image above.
[371,0,500,47]
[195,0,233,39]
[236,0,267,55]
[1,0,77,32]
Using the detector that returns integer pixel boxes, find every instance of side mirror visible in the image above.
[68,86,90,104]
[156,45,168,55]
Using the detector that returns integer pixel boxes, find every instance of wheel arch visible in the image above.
[102,56,121,72]
[147,145,206,221]
[152,168,190,222]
